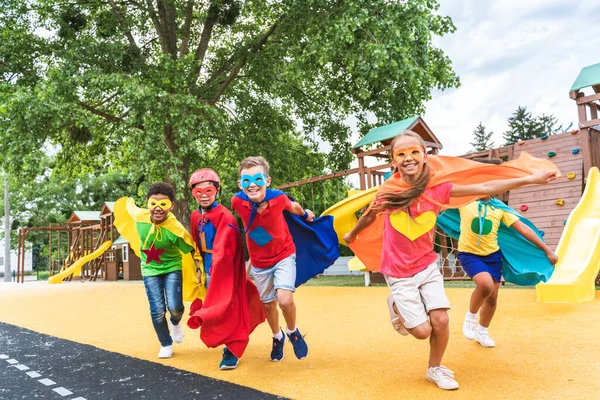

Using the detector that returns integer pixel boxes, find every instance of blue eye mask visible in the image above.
[241,173,267,189]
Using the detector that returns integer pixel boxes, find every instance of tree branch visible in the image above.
[191,2,218,82]
[210,19,280,104]
[157,0,178,59]
[106,0,139,48]
[144,0,167,52]
[78,101,125,123]
[179,0,195,57]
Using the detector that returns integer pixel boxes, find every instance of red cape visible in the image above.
[187,204,265,358]
[348,152,561,272]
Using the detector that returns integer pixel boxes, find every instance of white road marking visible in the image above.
[6,359,18,364]
[38,378,56,386]
[14,364,29,371]
[53,387,73,396]
[0,354,8,359]
[26,371,42,378]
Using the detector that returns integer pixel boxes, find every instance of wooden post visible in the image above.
[358,155,366,190]
[48,224,52,274]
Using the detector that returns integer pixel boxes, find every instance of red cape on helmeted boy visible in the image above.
[187,203,265,358]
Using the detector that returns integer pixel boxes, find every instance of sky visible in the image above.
[423,0,600,156]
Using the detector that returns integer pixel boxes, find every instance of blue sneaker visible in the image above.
[219,347,239,370]
[287,328,308,360]
[270,331,285,362]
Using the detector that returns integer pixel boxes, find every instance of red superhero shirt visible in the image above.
[231,194,296,268]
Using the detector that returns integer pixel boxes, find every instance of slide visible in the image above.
[536,167,600,303]
[321,187,377,244]
[48,240,112,284]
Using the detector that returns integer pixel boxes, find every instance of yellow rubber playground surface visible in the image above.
[1,281,599,399]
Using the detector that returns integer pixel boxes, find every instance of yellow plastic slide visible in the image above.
[536,167,600,303]
[48,240,112,284]
[322,188,377,272]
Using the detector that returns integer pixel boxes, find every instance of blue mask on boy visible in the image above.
[241,173,267,189]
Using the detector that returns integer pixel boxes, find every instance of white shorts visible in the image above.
[251,253,296,303]
[384,262,451,329]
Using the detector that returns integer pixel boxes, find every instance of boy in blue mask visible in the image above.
[231,156,314,362]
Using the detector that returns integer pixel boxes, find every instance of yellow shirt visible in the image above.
[457,200,519,256]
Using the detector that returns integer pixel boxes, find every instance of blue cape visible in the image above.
[436,198,554,286]
[234,189,339,286]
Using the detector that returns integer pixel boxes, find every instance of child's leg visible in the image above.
[428,309,450,368]
[478,281,501,328]
[277,290,296,331]
[469,272,496,314]
[384,275,431,340]
[142,274,172,347]
[250,265,280,334]
[272,254,297,332]
[164,270,185,324]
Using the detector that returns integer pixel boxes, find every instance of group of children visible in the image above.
[132,156,311,371]
[126,131,560,391]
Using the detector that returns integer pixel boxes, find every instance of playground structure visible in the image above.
[16,202,141,283]
[281,63,600,297]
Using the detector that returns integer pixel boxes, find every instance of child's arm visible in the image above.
[511,220,559,265]
[451,169,558,197]
[290,201,315,222]
[344,211,377,244]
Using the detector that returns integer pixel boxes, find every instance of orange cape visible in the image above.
[348,151,560,272]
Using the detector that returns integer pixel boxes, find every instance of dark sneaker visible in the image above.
[270,331,286,362]
[287,328,308,360]
[219,347,239,370]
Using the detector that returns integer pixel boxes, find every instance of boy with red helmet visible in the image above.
[187,168,265,370]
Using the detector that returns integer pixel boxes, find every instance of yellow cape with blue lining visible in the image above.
[113,197,206,302]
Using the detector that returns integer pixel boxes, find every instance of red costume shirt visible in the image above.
[231,194,296,268]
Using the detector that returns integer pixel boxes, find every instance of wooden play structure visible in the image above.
[16,202,141,283]
[278,62,600,282]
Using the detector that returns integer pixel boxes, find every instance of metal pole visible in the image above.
[4,174,10,282]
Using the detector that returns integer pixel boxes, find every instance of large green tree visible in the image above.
[1,0,459,226]
[470,121,494,152]
[503,106,571,145]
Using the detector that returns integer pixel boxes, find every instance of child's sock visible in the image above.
[466,311,478,320]
[273,330,284,340]
[286,327,298,336]
[477,325,489,333]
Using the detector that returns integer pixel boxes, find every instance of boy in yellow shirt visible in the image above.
[458,197,558,348]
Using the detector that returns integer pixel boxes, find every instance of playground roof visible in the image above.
[112,236,129,245]
[101,202,115,216]
[68,211,101,224]
[570,62,600,92]
[352,116,442,149]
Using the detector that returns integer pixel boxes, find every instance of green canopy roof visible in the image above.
[570,62,600,92]
[68,211,101,223]
[353,116,419,149]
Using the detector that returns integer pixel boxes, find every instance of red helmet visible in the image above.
[188,168,221,188]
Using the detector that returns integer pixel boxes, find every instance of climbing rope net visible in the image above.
[435,227,470,280]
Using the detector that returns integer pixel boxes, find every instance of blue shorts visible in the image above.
[457,250,503,282]
[251,253,296,303]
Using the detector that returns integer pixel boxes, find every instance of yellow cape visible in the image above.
[113,197,206,302]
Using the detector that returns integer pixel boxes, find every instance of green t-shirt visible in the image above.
[136,217,194,277]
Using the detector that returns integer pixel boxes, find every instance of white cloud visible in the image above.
[424,0,600,155]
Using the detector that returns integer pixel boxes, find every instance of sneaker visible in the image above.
[270,331,286,362]
[439,365,455,379]
[426,366,459,390]
[462,313,477,340]
[158,345,173,359]
[169,320,184,344]
[219,348,239,370]
[287,328,309,360]
[475,330,496,348]
[386,295,409,335]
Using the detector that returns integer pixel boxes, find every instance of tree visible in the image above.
[503,106,571,145]
[470,122,494,152]
[1,0,459,226]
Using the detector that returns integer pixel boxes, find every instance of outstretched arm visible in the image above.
[344,211,377,244]
[290,201,315,222]
[511,220,558,265]
[451,169,558,198]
